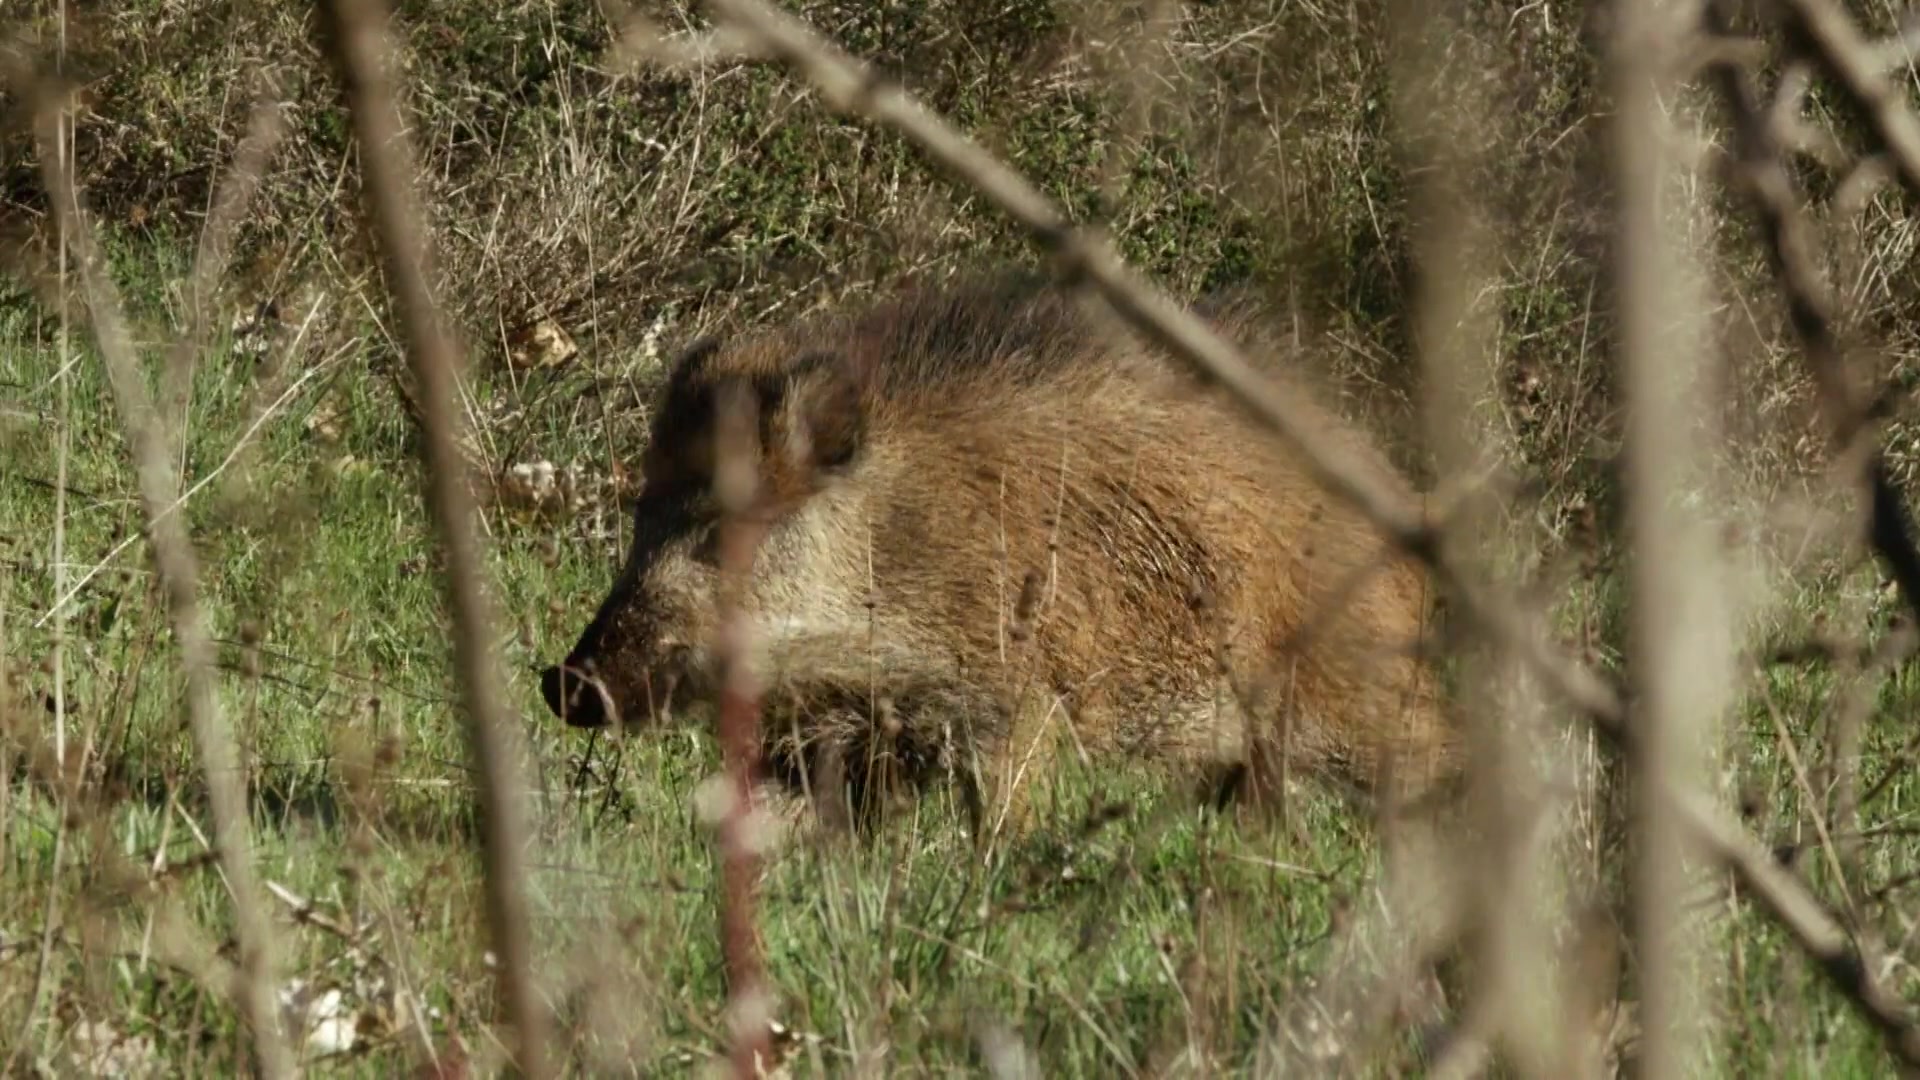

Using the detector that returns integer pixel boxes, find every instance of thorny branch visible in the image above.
[315,0,550,1075]
[690,0,1920,1064]
[1781,0,1920,202]
[1705,0,1920,636]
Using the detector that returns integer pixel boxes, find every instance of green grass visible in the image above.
[7,0,1920,1074]
[3,211,1920,1080]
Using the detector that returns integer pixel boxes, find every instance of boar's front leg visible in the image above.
[757,669,1019,843]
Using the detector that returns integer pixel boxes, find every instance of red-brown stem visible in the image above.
[712,391,772,1077]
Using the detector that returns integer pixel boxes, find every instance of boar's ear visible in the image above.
[655,336,725,430]
[647,336,728,473]
[783,351,865,472]
[668,335,723,379]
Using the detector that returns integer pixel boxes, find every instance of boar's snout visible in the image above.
[541,661,616,729]
[540,636,699,731]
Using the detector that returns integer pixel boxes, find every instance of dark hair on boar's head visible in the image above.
[542,270,1459,840]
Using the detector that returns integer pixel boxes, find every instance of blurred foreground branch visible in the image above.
[1390,0,1575,1070]
[316,0,550,1075]
[17,76,295,1080]
[1614,0,1730,1074]
[690,0,1920,1065]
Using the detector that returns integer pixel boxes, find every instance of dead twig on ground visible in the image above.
[315,0,549,1074]
[687,0,1920,1064]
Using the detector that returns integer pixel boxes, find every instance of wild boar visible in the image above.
[541,271,1456,839]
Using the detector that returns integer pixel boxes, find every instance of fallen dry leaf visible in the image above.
[505,317,578,371]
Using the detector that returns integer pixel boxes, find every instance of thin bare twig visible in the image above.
[1758,691,1856,913]
[51,0,71,774]
[606,7,768,72]
[314,1,549,1074]
[161,79,293,456]
[13,809,66,1067]
[692,0,1920,1064]
[17,75,295,1080]
[1825,620,1916,877]
[11,10,75,1060]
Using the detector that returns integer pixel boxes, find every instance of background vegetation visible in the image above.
[4,0,1920,1073]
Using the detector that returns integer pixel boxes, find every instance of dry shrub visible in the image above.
[0,2,1613,486]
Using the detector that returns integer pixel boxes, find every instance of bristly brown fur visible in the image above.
[545,269,1459,837]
